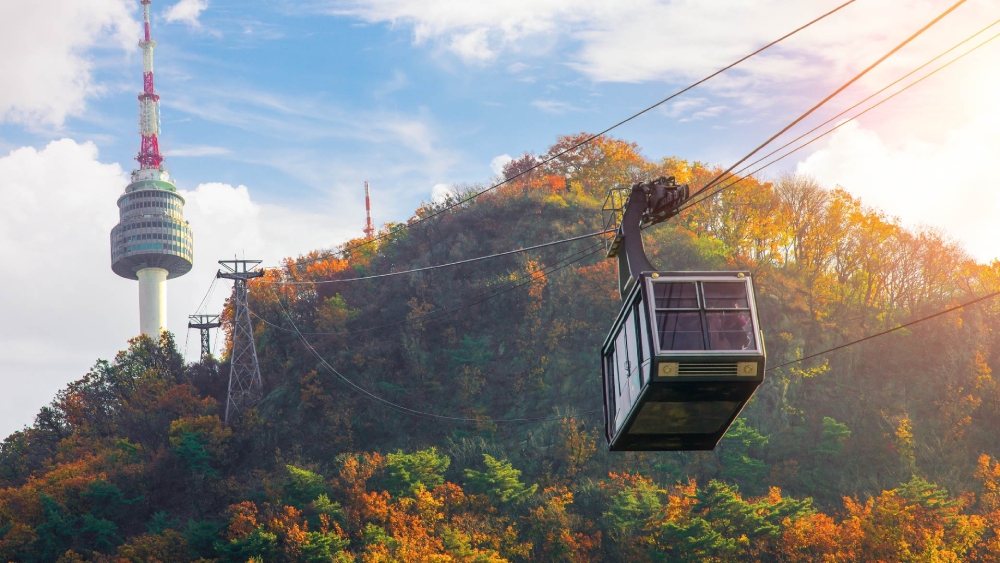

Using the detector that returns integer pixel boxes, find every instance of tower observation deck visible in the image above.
[110,0,193,337]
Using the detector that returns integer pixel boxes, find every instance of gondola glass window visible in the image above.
[655,282,757,352]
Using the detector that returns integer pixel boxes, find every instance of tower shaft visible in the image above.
[218,260,265,422]
[138,267,168,336]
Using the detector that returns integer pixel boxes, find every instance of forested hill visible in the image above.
[5,133,1000,562]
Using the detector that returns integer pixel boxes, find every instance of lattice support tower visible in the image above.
[188,314,221,358]
[218,260,265,422]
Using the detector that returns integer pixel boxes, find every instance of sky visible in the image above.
[1,0,1000,437]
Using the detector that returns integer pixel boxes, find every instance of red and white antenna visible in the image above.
[137,0,164,170]
[363,181,375,239]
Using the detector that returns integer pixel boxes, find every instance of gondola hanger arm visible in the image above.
[608,177,690,299]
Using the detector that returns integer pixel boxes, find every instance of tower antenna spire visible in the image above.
[363,180,375,239]
[137,0,163,170]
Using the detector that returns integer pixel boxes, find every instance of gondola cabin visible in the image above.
[602,271,765,451]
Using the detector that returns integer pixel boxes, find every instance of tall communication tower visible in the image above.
[188,314,221,358]
[218,260,264,422]
[363,181,375,239]
[110,0,193,336]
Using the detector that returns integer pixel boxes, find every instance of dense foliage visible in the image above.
[5,133,1000,561]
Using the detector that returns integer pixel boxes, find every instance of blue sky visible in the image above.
[2,0,1000,436]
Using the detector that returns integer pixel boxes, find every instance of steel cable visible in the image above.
[253,242,605,337]
[767,290,1000,372]
[264,230,611,286]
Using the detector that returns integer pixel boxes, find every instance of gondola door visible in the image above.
[607,300,646,437]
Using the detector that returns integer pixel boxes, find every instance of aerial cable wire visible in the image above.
[252,243,601,338]
[273,299,601,423]
[293,0,856,268]
[251,24,1000,342]
[697,15,1000,200]
[767,289,1000,372]
[333,17,992,340]
[251,243,603,337]
[694,0,968,198]
[252,242,605,337]
[680,24,1000,211]
[258,23,1000,340]
[194,276,218,315]
[255,23,1000,337]
[264,229,612,285]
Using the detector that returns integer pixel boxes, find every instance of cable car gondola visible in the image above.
[601,177,766,451]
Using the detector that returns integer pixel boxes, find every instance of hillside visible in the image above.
[4,133,1000,562]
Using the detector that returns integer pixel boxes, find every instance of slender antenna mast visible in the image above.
[137,0,163,170]
[363,181,375,239]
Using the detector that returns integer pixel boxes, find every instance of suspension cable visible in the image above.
[265,230,610,285]
[193,276,218,315]
[253,242,605,336]
[767,289,1000,372]
[250,24,1000,339]
[251,26,1000,348]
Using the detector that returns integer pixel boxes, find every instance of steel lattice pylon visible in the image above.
[218,260,265,422]
[188,314,221,358]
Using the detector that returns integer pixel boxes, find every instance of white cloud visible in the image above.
[0,139,131,437]
[165,0,209,27]
[531,100,581,115]
[323,0,1000,106]
[166,87,442,157]
[449,28,495,63]
[163,145,231,157]
[374,70,410,98]
[431,183,453,203]
[0,139,355,438]
[0,0,135,126]
[797,113,1000,262]
[490,154,513,177]
[681,105,727,123]
[660,98,706,119]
